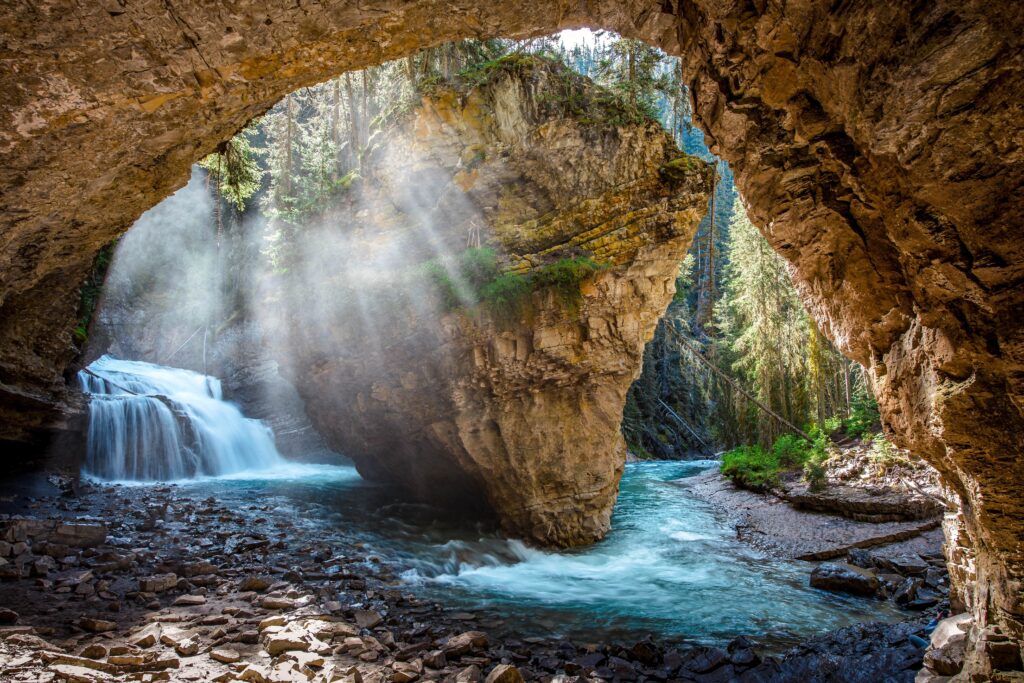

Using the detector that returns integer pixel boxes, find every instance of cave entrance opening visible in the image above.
[2,4,1022,676]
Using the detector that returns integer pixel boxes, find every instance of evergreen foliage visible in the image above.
[194,30,890,473]
[198,132,263,211]
[74,241,117,348]
[422,248,608,321]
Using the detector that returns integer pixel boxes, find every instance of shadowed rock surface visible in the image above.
[1,1,1023,675]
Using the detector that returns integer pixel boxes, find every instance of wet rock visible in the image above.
[847,548,874,569]
[0,608,17,624]
[874,553,929,576]
[726,636,759,668]
[484,664,524,683]
[575,652,605,670]
[684,647,728,674]
[745,621,928,681]
[892,577,923,605]
[607,656,637,680]
[924,566,947,590]
[906,589,941,610]
[809,562,880,596]
[628,640,659,665]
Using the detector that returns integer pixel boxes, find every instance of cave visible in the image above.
[1,1,1022,678]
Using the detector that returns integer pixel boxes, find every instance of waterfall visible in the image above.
[79,355,285,481]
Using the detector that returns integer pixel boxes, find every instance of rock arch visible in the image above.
[1,0,1022,674]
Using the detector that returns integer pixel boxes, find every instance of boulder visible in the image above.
[139,573,177,593]
[809,562,880,597]
[354,609,383,629]
[454,665,481,683]
[173,594,206,606]
[210,648,241,664]
[79,618,116,633]
[264,626,312,655]
[239,576,270,592]
[923,635,966,676]
[261,596,295,610]
[51,524,107,548]
[892,577,923,605]
[443,631,489,657]
[174,634,201,656]
[483,664,523,683]
[129,623,161,648]
[874,553,929,577]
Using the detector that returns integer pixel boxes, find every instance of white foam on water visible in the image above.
[79,355,308,482]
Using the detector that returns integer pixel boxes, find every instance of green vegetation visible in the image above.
[659,156,704,182]
[868,432,909,470]
[199,133,263,211]
[530,256,609,313]
[191,28,886,473]
[74,241,117,348]
[422,247,608,321]
[841,396,881,439]
[479,273,533,321]
[720,428,831,491]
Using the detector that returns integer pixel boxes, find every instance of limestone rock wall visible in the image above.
[1,0,1023,674]
[670,3,1024,673]
[266,63,710,546]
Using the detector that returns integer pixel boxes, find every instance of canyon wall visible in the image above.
[1,0,1022,676]
[264,59,710,545]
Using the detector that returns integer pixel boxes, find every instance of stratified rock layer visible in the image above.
[266,61,710,546]
[1,1,1022,675]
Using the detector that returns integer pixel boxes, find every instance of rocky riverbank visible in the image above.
[676,465,985,678]
[0,472,944,683]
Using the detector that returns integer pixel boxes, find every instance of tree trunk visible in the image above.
[331,80,341,178]
[284,93,295,196]
[343,73,360,171]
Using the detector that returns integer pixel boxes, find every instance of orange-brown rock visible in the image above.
[1,1,1022,675]
[265,61,710,545]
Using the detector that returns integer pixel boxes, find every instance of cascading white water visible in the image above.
[79,355,285,481]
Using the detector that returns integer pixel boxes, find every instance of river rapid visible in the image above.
[76,357,902,650]
[125,459,903,649]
